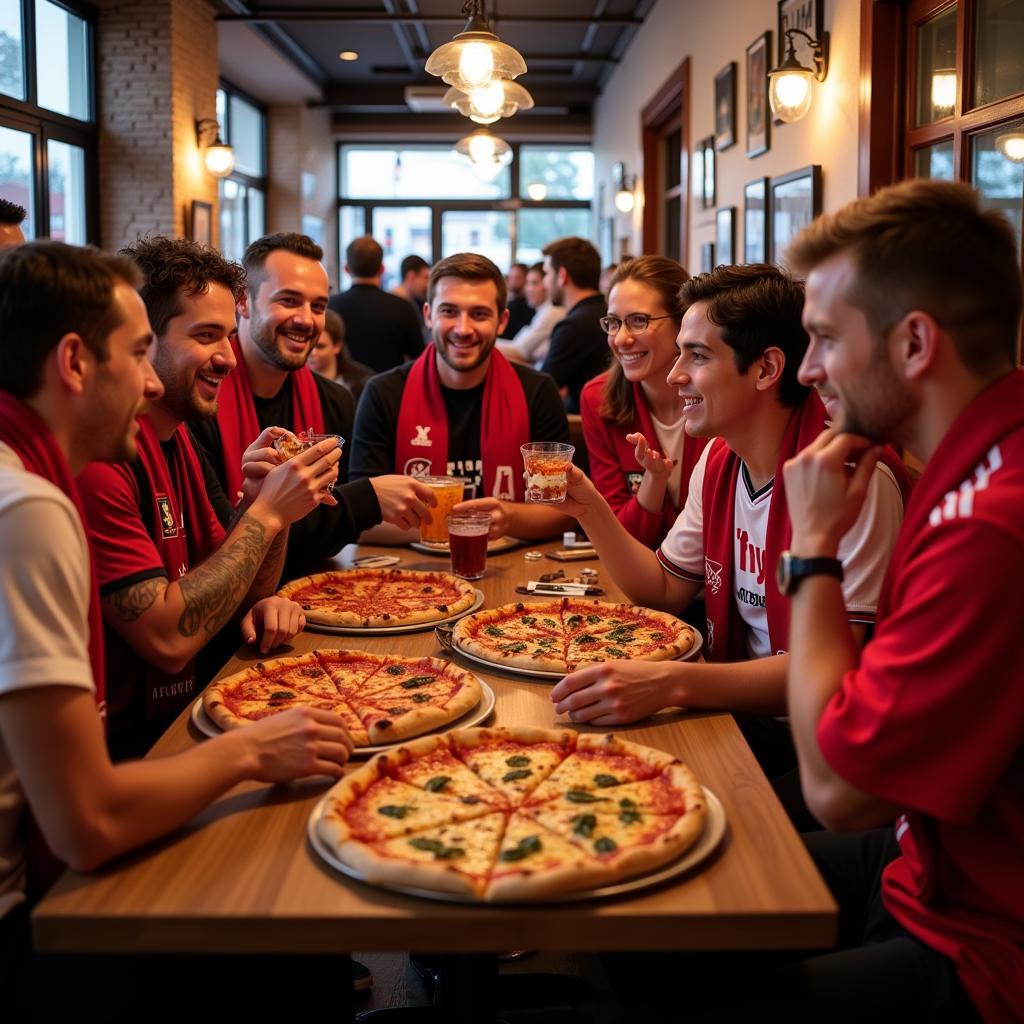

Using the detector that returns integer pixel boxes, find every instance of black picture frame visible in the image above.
[770,165,822,266]
[714,62,737,151]
[716,207,735,266]
[701,135,716,209]
[190,200,212,245]
[701,241,716,273]
[746,32,771,158]
[744,177,770,264]
[777,0,824,64]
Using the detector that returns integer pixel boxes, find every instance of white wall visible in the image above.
[593,0,861,270]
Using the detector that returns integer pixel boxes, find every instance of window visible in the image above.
[337,144,592,291]
[0,0,96,241]
[217,83,266,262]
[906,0,1024,257]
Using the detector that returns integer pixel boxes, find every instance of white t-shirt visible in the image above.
[649,411,687,507]
[658,443,904,659]
[0,443,95,919]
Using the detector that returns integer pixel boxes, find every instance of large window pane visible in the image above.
[516,208,592,266]
[36,0,90,121]
[971,119,1024,254]
[247,185,264,244]
[337,205,366,290]
[974,0,1024,108]
[0,125,34,238]
[915,5,958,126]
[441,210,512,271]
[229,95,263,177]
[47,138,85,243]
[518,147,594,201]
[343,147,510,200]
[372,206,432,292]
[0,0,25,101]
[219,178,246,262]
[913,139,955,180]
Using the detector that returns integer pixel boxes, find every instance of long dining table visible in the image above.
[33,539,836,1017]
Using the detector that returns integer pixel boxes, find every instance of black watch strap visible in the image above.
[776,551,844,596]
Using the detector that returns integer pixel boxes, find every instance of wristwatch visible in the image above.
[775,550,844,596]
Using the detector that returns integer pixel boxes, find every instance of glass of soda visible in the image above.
[446,511,492,580]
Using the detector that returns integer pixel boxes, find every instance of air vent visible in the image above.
[403,85,453,113]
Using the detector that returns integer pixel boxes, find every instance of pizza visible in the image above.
[202,649,482,746]
[278,568,478,628]
[316,727,707,901]
[452,598,695,674]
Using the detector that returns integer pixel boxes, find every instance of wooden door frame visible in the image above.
[642,57,690,258]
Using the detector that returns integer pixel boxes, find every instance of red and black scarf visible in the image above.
[215,336,324,500]
[0,391,105,707]
[395,345,530,501]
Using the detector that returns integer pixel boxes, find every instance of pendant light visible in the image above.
[426,1,527,93]
[444,80,534,125]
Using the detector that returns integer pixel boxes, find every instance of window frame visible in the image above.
[217,79,267,260]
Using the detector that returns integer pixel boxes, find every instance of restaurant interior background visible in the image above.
[1,0,1022,283]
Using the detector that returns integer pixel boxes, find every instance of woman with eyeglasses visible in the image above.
[579,256,708,547]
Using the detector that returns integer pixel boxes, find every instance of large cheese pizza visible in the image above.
[278,568,478,628]
[202,650,482,746]
[452,598,695,674]
[316,727,707,901]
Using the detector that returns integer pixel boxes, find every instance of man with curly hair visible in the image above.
[77,237,342,760]
[0,198,27,249]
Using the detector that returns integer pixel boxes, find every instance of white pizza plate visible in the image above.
[305,589,484,636]
[190,678,496,758]
[409,535,523,557]
[306,786,726,904]
[445,628,703,682]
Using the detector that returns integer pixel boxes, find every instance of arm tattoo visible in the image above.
[250,527,287,597]
[107,576,164,622]
[178,513,270,639]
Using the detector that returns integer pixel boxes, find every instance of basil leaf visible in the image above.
[378,805,410,819]
[567,615,583,627]
[460,795,481,805]
[425,775,450,793]
[385,665,405,675]
[576,633,598,644]
[520,616,537,625]
[505,755,531,767]
[400,676,433,689]
[408,837,444,853]
[502,768,533,782]
[620,809,642,825]
[566,790,608,804]
[269,691,293,700]
[499,835,543,862]
[605,647,628,658]
[436,847,465,860]
[484,625,504,637]
[594,836,618,854]
[500,642,528,654]
[586,614,601,624]
[593,774,619,788]
[542,618,559,628]
[571,813,597,837]
[411,693,431,703]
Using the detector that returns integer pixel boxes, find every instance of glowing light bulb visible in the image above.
[997,132,1024,163]
[931,71,956,113]
[468,133,497,164]
[204,142,235,178]
[459,41,494,88]
[469,81,505,118]
[615,188,635,214]
[769,69,813,123]
[526,182,547,201]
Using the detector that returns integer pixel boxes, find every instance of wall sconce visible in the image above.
[930,69,957,116]
[195,118,234,178]
[425,0,527,92]
[612,162,636,213]
[768,28,830,124]
[997,130,1024,163]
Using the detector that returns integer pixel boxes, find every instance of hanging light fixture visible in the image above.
[768,28,829,124]
[931,69,957,116]
[195,118,234,178]
[997,130,1024,163]
[454,127,512,180]
[426,1,527,93]
[444,80,534,125]
[612,162,637,213]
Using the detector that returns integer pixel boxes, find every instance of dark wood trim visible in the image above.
[858,0,905,195]
[641,57,690,259]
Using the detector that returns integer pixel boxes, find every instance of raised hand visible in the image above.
[252,435,342,528]
[370,474,436,531]
[241,596,306,654]
[627,431,675,478]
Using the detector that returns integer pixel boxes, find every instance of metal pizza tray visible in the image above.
[434,623,703,681]
[307,786,726,904]
[305,589,484,636]
[189,678,496,757]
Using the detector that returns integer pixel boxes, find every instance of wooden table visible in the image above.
[33,541,835,960]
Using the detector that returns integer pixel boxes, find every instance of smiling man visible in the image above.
[77,237,342,760]
[552,264,907,792]
[188,233,434,579]
[349,252,572,543]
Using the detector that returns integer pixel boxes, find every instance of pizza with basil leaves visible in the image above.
[316,727,706,901]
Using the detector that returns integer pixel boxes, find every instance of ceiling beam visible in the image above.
[216,10,643,25]
[319,85,598,108]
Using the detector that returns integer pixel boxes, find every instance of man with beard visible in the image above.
[550,265,908,797]
[0,242,355,1015]
[77,237,342,760]
[349,252,572,544]
[188,233,435,579]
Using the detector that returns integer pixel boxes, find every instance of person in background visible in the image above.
[496,261,564,367]
[580,255,707,549]
[501,261,533,338]
[599,262,619,298]
[390,254,431,338]
[0,241,355,1015]
[308,309,374,403]
[0,198,27,249]
[329,236,424,373]
[541,236,610,413]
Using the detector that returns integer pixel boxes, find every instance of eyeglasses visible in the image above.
[599,313,676,335]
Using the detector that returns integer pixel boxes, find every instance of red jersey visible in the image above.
[817,370,1024,1023]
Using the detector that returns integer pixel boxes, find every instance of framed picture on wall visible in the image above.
[777,0,823,64]
[770,165,822,266]
[744,177,770,264]
[701,241,715,273]
[692,146,705,205]
[714,62,737,151]
[716,207,735,266]
[190,200,212,246]
[746,32,771,157]
[701,135,716,209]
